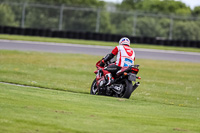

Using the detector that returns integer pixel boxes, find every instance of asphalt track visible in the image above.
[0,39,200,63]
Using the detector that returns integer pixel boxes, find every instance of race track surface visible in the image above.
[0,40,200,63]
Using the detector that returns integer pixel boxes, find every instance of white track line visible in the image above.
[0,81,88,94]
[0,81,43,89]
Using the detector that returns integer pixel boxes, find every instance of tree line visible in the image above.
[0,0,200,40]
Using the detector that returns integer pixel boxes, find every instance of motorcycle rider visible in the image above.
[99,37,135,86]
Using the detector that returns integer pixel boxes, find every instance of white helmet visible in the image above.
[119,37,130,46]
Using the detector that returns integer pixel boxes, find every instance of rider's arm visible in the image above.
[100,53,115,67]
[100,46,118,67]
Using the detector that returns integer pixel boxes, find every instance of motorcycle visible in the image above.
[90,59,141,99]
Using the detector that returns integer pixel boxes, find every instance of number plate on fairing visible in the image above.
[128,73,136,81]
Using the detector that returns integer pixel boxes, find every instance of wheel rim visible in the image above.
[92,81,98,94]
[115,82,126,97]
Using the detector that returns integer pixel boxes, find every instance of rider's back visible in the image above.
[113,45,135,67]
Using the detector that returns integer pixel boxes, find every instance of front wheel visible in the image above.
[90,79,98,95]
[121,80,133,99]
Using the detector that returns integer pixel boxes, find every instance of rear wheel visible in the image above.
[121,80,133,99]
[90,79,98,95]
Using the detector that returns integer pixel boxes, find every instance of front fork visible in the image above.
[96,69,105,89]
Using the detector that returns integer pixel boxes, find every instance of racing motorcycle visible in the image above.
[90,59,141,99]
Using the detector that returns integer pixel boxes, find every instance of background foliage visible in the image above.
[0,0,200,40]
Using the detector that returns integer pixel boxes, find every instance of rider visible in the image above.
[100,37,135,86]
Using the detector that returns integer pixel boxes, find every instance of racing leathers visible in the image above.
[100,44,135,86]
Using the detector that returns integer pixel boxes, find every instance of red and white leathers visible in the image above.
[111,45,135,67]
[99,36,135,87]
[99,44,135,86]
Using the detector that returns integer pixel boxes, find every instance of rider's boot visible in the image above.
[105,73,114,86]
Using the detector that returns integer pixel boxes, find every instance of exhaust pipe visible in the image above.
[132,82,140,93]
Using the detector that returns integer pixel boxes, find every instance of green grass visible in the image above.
[0,50,200,133]
[0,83,200,133]
[0,34,200,53]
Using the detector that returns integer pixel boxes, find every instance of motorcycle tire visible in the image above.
[90,78,98,95]
[122,80,133,99]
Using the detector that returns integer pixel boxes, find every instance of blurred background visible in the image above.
[0,0,200,41]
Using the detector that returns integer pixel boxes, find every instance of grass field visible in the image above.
[0,34,200,53]
[0,50,200,133]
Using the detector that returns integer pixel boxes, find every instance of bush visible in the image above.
[173,20,200,40]
[0,4,17,26]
